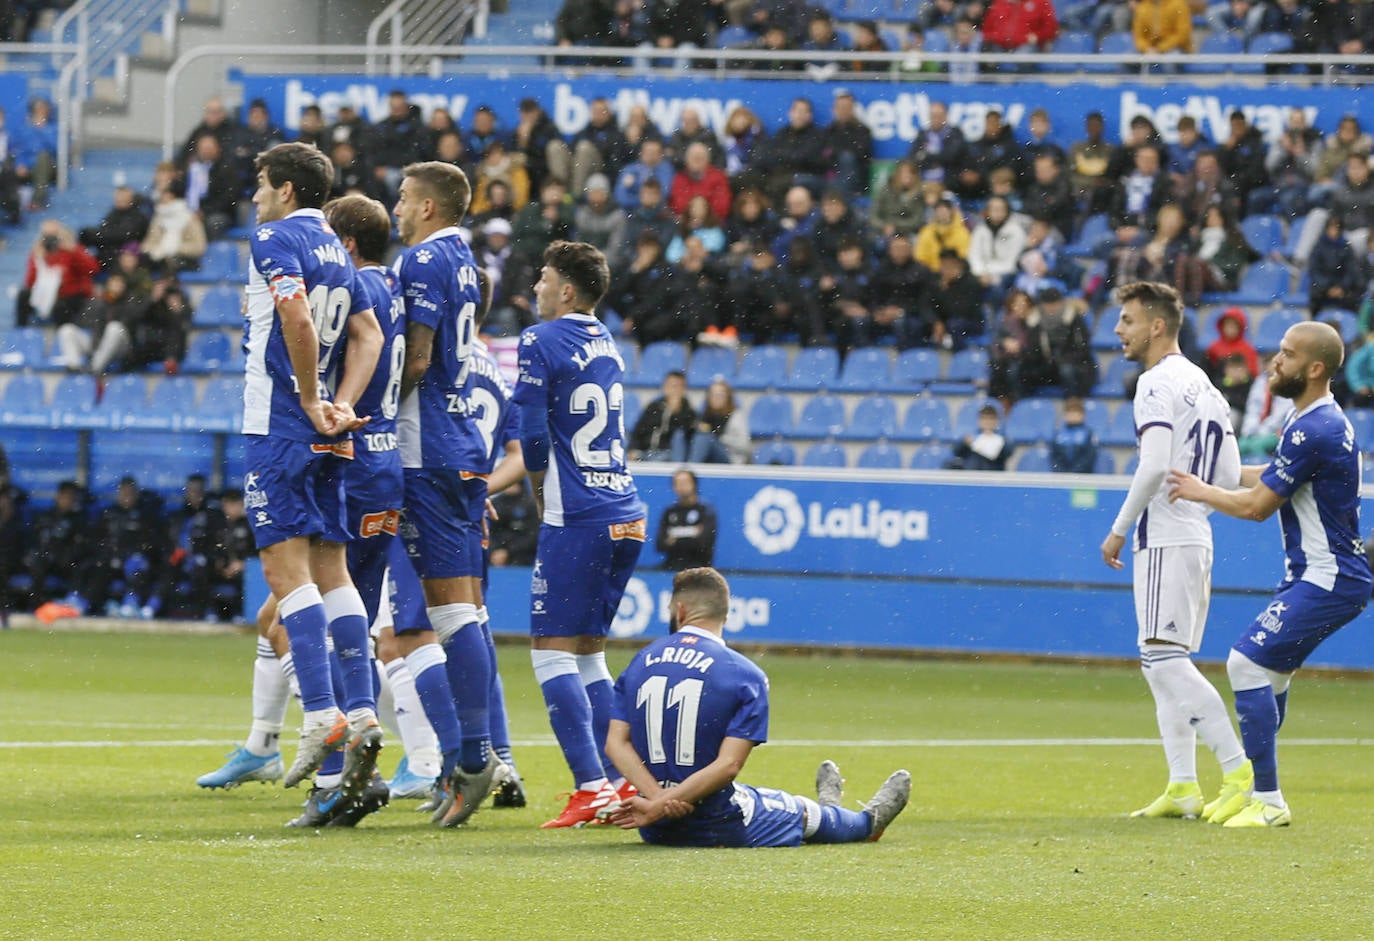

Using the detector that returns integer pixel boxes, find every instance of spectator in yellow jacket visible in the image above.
[1133,0,1194,54]
[914,197,972,272]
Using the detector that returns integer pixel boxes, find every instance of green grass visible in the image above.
[3,629,1373,939]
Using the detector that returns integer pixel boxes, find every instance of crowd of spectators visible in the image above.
[0,464,256,624]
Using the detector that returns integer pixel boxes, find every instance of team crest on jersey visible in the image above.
[244,472,268,510]
[1258,600,1289,632]
[359,509,400,538]
[257,228,274,241]
[1289,429,1306,446]
[521,332,537,346]
[414,249,433,264]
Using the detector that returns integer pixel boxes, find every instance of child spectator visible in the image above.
[1205,306,1261,382]
[1216,353,1255,428]
[629,371,698,462]
[1050,397,1099,473]
[948,404,1013,470]
[683,379,751,464]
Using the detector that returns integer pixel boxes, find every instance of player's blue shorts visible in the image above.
[345,448,404,622]
[401,468,486,579]
[243,435,349,550]
[530,519,645,638]
[640,784,806,848]
[1232,579,1368,674]
[384,537,434,636]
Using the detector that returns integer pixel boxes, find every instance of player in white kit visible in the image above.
[1099,281,1254,820]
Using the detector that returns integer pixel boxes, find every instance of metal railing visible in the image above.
[364,0,488,77]
[0,44,80,189]
[53,0,178,99]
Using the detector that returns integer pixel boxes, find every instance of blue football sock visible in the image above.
[809,805,874,843]
[1275,689,1289,729]
[533,650,602,787]
[432,604,491,772]
[577,653,617,779]
[324,587,375,715]
[318,749,344,777]
[484,627,516,771]
[278,585,334,713]
[1234,686,1281,793]
[405,643,463,759]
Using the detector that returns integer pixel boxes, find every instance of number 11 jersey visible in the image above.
[1131,352,1241,550]
[513,313,641,527]
[243,207,369,443]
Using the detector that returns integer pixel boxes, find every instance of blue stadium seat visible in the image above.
[0,327,46,369]
[1281,212,1309,261]
[1042,31,1094,73]
[831,0,883,23]
[0,427,81,494]
[1081,398,1113,437]
[180,241,242,284]
[952,397,1003,439]
[90,430,217,494]
[748,393,795,438]
[1240,215,1284,257]
[1185,32,1244,73]
[192,285,243,327]
[732,344,788,390]
[1014,445,1052,473]
[1317,308,1358,346]
[190,375,242,433]
[182,331,233,374]
[922,29,950,54]
[801,441,848,467]
[686,346,737,388]
[751,440,796,465]
[780,346,840,392]
[909,442,954,469]
[1253,307,1305,353]
[896,396,952,442]
[615,339,638,376]
[125,375,198,430]
[929,348,988,394]
[1094,450,1117,474]
[1065,213,1112,257]
[622,387,642,432]
[1090,32,1137,74]
[1207,260,1290,306]
[891,348,941,391]
[1004,399,1058,444]
[856,441,903,469]
[1092,356,1138,398]
[839,395,899,440]
[49,373,102,429]
[1100,403,1138,446]
[1249,31,1294,56]
[834,347,893,393]
[1091,311,1123,350]
[0,372,48,425]
[1199,305,1232,345]
[1344,407,1374,451]
[631,341,688,387]
[714,25,755,48]
[94,375,149,426]
[792,394,847,439]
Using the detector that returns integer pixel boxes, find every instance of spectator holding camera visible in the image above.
[17,221,100,327]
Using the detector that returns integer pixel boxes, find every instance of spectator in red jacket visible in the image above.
[669,141,732,221]
[982,0,1059,52]
[17,220,101,327]
[1205,306,1260,380]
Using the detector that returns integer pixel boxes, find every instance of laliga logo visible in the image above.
[743,486,806,556]
[611,577,656,638]
[744,486,930,555]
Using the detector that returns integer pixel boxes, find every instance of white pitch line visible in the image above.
[3,737,1374,749]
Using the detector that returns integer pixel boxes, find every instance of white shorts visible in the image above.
[1132,545,1212,652]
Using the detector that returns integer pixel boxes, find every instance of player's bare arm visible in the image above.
[1239,464,1268,488]
[276,291,334,436]
[1167,470,1286,521]
[1100,532,1127,570]
[604,718,665,801]
[485,441,526,496]
[331,307,381,431]
[399,320,435,401]
[607,732,754,830]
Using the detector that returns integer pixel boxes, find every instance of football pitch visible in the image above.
[3,628,1372,940]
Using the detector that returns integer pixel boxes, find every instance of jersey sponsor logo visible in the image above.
[363,432,398,452]
[609,518,646,541]
[310,440,356,459]
[743,485,930,556]
[358,509,400,538]
[584,470,635,491]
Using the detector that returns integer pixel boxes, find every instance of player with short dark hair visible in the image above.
[394,159,509,825]
[604,567,911,846]
[1169,321,1371,827]
[513,239,646,828]
[1101,281,1251,822]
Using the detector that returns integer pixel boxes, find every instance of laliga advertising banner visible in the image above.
[239,72,1374,160]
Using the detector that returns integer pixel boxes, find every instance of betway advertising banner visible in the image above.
[240,72,1370,160]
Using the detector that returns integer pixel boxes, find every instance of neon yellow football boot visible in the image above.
[1203,760,1254,824]
[1130,781,1204,819]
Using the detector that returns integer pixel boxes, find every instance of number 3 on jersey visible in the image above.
[570,381,625,468]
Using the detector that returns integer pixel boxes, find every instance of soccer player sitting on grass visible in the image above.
[1169,321,1372,828]
[604,567,911,847]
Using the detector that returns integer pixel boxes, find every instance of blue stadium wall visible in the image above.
[243,467,1374,669]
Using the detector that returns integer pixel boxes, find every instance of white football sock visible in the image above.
[1253,788,1286,808]
[1142,647,1198,782]
[387,654,442,776]
[247,638,288,756]
[1149,649,1248,773]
